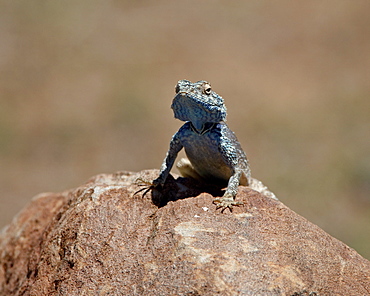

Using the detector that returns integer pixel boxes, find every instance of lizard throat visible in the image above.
[189,122,216,135]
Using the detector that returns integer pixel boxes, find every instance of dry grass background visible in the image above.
[1,1,369,259]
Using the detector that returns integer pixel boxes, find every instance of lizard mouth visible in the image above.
[176,91,224,108]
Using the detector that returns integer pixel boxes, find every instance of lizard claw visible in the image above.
[213,197,244,212]
[134,178,156,197]
[133,177,163,197]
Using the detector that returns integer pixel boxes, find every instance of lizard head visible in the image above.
[171,80,227,131]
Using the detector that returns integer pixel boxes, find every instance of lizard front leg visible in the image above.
[153,132,183,187]
[135,132,183,196]
[213,169,244,212]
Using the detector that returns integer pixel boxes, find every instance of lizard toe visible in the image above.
[213,197,244,212]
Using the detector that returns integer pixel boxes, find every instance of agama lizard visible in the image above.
[138,80,276,211]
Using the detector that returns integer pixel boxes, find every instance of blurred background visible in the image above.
[0,1,369,259]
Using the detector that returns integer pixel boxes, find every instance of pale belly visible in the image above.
[181,132,233,183]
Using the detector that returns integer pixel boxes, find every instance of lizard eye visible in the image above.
[203,84,212,95]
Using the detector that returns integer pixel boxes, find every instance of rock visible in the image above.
[0,170,369,296]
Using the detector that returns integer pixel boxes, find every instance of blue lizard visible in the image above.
[148,80,276,211]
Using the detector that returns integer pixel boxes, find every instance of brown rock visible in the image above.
[1,170,369,295]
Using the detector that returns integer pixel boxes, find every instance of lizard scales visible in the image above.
[153,79,276,211]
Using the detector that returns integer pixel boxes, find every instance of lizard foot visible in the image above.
[133,178,159,198]
[213,197,244,212]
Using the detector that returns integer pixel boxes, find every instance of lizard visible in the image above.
[137,79,276,211]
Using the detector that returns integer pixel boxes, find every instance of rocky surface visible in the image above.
[1,170,369,295]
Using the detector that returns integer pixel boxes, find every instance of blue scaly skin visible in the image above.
[150,80,276,211]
